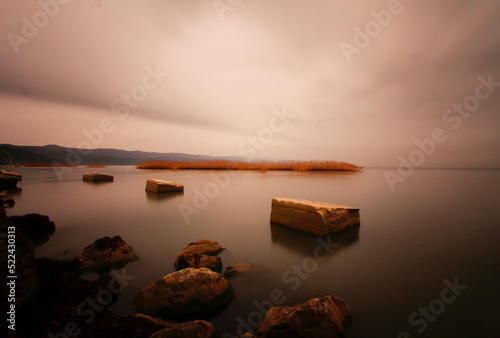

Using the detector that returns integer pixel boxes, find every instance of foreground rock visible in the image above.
[0,169,22,189]
[149,320,216,338]
[146,179,184,193]
[134,267,232,317]
[82,172,114,182]
[257,295,351,337]
[15,258,172,337]
[174,239,223,272]
[79,235,138,273]
[270,198,360,236]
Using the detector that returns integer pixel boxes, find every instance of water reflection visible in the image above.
[82,180,114,185]
[270,222,360,256]
[145,190,183,202]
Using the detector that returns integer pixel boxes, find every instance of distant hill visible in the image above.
[0,144,247,166]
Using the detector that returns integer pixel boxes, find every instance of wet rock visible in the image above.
[134,267,232,317]
[257,295,351,338]
[149,320,216,338]
[174,239,223,272]
[146,179,183,193]
[7,213,56,246]
[270,198,360,236]
[79,235,138,273]
[82,172,114,182]
[175,253,222,273]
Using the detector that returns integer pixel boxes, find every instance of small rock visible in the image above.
[134,267,232,317]
[146,179,183,193]
[174,239,224,272]
[82,172,114,182]
[257,294,351,338]
[80,235,138,273]
[0,170,22,189]
[176,253,222,273]
[149,320,216,338]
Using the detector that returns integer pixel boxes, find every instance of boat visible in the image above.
[0,170,22,189]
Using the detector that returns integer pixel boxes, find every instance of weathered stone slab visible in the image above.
[145,179,183,193]
[270,198,360,236]
[82,172,114,182]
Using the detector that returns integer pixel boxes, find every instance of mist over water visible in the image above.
[5,166,500,337]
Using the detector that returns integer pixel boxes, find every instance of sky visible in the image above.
[0,0,499,168]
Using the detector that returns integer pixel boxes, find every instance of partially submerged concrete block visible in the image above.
[145,178,183,193]
[270,198,360,236]
[82,172,114,182]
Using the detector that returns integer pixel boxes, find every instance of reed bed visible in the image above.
[136,160,362,171]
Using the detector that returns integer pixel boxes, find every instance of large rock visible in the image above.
[82,172,114,182]
[270,198,360,236]
[134,267,232,316]
[146,179,183,193]
[149,320,216,338]
[80,235,138,273]
[257,295,351,338]
[174,239,223,272]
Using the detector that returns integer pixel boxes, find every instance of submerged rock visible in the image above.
[270,198,360,236]
[174,239,224,272]
[257,295,351,338]
[224,263,259,278]
[149,320,216,338]
[134,267,232,317]
[82,172,114,182]
[79,235,138,273]
[145,179,183,193]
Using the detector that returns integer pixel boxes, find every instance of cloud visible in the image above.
[0,0,499,166]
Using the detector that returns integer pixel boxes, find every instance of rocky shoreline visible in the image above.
[1,191,352,337]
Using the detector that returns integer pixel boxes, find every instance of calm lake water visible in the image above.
[4,166,500,337]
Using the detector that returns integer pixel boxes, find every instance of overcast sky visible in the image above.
[0,0,499,167]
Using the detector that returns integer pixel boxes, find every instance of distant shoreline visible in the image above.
[136,160,363,172]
